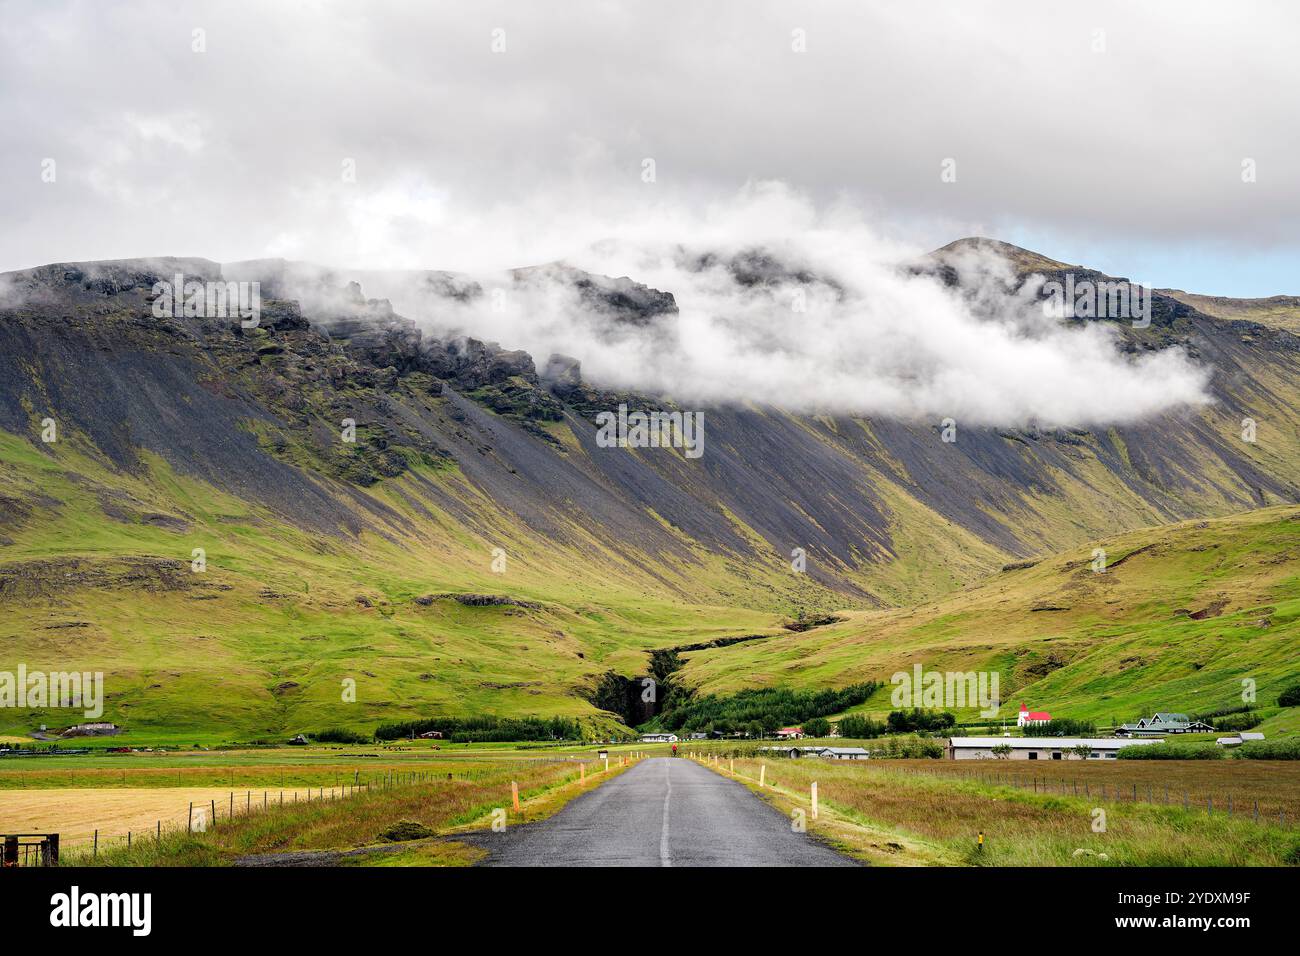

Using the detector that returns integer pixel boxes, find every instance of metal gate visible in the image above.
[1,834,60,867]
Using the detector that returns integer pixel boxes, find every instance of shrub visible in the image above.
[1278,684,1300,708]
[1117,742,1224,760]
[837,714,886,739]
[1024,718,1096,737]
[1234,739,1300,760]
[802,717,831,738]
[654,682,880,735]
[313,727,371,744]
[375,715,583,742]
[1211,712,1263,732]
[886,708,956,733]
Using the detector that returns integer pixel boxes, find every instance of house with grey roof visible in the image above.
[1114,712,1215,737]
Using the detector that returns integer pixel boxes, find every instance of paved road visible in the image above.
[465,757,856,867]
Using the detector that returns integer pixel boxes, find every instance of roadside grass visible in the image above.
[703,756,1300,866]
[65,756,638,866]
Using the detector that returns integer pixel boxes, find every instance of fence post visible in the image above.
[811,782,819,820]
[511,781,520,812]
[93,829,98,859]
[187,803,193,833]
[759,764,766,787]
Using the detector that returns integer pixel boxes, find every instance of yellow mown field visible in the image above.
[0,786,343,847]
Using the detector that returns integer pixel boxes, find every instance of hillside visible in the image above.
[679,505,1300,730]
[0,244,1298,741]
[1160,289,1300,335]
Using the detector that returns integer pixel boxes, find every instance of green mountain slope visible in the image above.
[679,505,1300,730]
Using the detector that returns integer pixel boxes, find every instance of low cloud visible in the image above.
[349,182,1212,428]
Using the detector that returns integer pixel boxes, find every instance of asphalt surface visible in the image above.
[465,757,857,867]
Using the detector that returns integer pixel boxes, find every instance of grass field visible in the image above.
[704,756,1300,866]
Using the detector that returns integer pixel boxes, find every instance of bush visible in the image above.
[802,717,831,738]
[1278,684,1300,708]
[654,682,880,735]
[1117,742,1224,760]
[1023,718,1096,737]
[1211,712,1263,732]
[886,708,955,733]
[1234,739,1300,760]
[375,714,583,742]
[313,727,371,744]
[837,714,886,739]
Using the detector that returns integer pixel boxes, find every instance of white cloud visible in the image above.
[358,182,1211,427]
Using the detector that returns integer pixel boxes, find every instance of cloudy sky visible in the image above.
[1,0,1296,295]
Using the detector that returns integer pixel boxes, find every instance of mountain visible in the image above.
[0,243,1297,740]
[679,504,1300,733]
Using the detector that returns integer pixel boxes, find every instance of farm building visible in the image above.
[639,732,678,743]
[1216,732,1265,747]
[774,727,804,739]
[947,736,1159,760]
[1114,713,1216,736]
[758,745,821,758]
[58,721,118,737]
[815,747,871,760]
